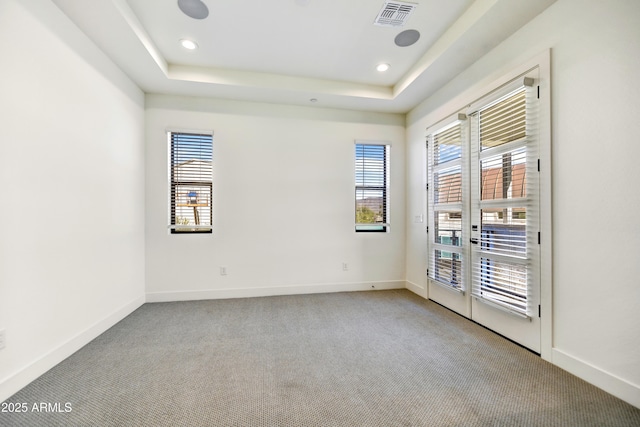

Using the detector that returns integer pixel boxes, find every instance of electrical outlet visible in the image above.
[220,267,227,276]
[0,329,6,350]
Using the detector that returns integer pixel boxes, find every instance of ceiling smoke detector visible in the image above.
[373,1,417,27]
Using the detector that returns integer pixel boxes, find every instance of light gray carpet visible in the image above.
[2,290,639,426]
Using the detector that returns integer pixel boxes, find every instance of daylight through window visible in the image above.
[355,142,389,232]
[169,132,213,234]
[427,119,465,290]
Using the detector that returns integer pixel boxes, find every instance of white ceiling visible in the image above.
[52,0,556,113]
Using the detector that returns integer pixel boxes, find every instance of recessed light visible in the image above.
[376,63,390,72]
[310,98,318,103]
[180,39,198,50]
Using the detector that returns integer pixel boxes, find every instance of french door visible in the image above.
[427,69,541,353]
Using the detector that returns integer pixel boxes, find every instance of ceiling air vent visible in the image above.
[374,1,417,27]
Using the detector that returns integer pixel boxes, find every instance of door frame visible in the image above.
[424,50,552,361]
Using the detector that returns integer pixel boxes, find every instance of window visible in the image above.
[169,131,213,234]
[427,118,466,290]
[355,142,389,232]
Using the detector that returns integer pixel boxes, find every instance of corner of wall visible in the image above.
[0,297,144,403]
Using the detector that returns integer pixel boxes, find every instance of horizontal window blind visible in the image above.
[170,132,213,233]
[427,119,466,291]
[477,258,527,313]
[355,143,389,232]
[480,88,526,150]
[434,166,462,204]
[481,148,526,200]
[435,211,462,246]
[434,122,462,164]
[470,85,539,317]
[434,250,462,288]
[480,208,527,257]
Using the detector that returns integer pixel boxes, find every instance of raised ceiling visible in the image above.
[52,0,556,113]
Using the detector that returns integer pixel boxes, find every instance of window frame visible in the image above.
[168,130,214,235]
[355,141,390,233]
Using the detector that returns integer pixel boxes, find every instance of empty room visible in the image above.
[1,0,639,425]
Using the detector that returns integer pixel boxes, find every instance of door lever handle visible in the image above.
[470,238,479,244]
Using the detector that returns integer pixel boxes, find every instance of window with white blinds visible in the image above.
[427,119,466,290]
[355,142,389,232]
[469,83,539,316]
[169,132,213,234]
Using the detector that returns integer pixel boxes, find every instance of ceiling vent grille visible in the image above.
[374,1,417,27]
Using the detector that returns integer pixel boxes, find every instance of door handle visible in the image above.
[470,238,479,244]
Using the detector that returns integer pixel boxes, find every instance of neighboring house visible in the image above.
[171,159,213,228]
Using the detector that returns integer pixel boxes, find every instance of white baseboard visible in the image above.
[552,348,640,408]
[405,280,428,299]
[0,295,145,403]
[146,280,406,303]
[406,286,639,408]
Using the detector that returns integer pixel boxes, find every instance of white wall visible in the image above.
[0,0,146,402]
[406,0,640,407]
[145,96,406,301]
[2,0,638,410]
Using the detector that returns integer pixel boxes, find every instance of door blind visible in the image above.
[470,85,539,316]
[427,119,466,291]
